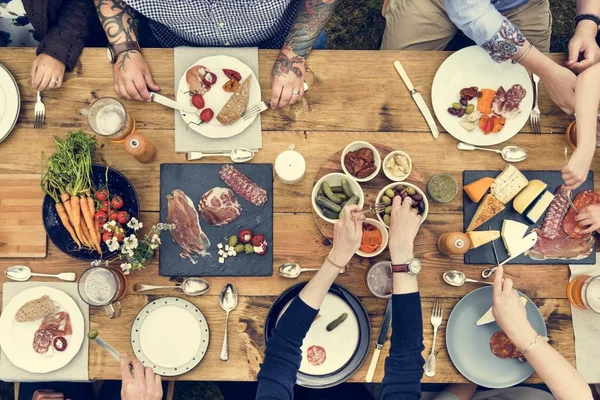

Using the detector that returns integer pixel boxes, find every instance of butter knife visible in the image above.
[393,61,439,139]
[150,92,197,114]
[482,231,538,279]
[366,299,393,382]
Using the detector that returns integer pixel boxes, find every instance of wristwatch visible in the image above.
[391,258,421,276]
[107,41,141,64]
[575,14,600,29]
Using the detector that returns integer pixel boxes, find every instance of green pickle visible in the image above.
[326,312,348,332]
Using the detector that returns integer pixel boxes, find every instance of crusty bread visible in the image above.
[217,76,251,126]
[15,295,56,323]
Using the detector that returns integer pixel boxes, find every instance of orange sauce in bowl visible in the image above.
[360,223,383,253]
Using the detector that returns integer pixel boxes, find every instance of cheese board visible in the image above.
[463,170,596,265]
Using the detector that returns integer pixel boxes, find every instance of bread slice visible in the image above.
[15,295,56,323]
[467,194,505,231]
[217,76,251,126]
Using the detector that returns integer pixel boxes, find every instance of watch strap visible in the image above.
[391,263,409,273]
[109,41,140,63]
[575,14,600,28]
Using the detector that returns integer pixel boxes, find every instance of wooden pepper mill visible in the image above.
[438,232,470,256]
[124,132,157,164]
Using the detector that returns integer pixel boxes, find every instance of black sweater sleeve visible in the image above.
[382,292,425,399]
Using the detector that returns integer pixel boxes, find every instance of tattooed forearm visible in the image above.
[94,0,137,46]
[284,0,338,59]
[272,53,305,79]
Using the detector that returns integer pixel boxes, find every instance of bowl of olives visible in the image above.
[376,182,428,227]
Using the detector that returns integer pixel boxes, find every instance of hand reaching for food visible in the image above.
[270,51,306,109]
[31,54,66,91]
[389,196,421,263]
[562,147,594,190]
[567,21,600,74]
[113,51,160,102]
[33,390,69,400]
[329,205,364,267]
[120,355,163,400]
[575,204,600,234]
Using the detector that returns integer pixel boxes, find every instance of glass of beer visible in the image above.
[567,275,600,313]
[365,261,392,299]
[78,266,128,319]
[87,97,135,143]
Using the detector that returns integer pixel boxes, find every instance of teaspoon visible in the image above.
[220,283,238,362]
[186,148,255,162]
[456,142,527,163]
[443,270,493,287]
[278,263,320,279]
[5,265,76,282]
[133,277,210,296]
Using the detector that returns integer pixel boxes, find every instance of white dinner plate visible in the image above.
[131,297,209,377]
[431,46,533,146]
[0,63,20,143]
[176,55,261,139]
[0,287,84,374]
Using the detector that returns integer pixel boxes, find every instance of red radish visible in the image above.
[200,108,214,123]
[191,94,205,109]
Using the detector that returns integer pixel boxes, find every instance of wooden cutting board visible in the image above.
[0,174,47,258]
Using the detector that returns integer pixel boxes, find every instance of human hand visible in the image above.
[33,390,69,400]
[31,54,66,91]
[389,196,421,263]
[575,204,600,234]
[120,354,163,400]
[270,50,306,109]
[567,21,600,74]
[541,64,576,115]
[329,205,365,267]
[562,147,594,190]
[113,51,160,102]
[492,266,536,351]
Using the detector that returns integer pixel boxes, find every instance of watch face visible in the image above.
[409,258,421,275]
[106,47,115,63]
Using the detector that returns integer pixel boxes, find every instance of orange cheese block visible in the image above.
[464,177,494,203]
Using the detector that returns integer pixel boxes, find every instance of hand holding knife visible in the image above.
[484,230,538,279]
[366,299,392,382]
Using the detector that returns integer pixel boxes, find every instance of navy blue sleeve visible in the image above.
[382,292,425,400]
[256,296,318,400]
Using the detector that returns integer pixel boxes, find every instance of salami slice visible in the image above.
[219,165,268,206]
[306,345,326,366]
[489,331,519,359]
[563,190,600,238]
[32,329,54,354]
[540,185,570,239]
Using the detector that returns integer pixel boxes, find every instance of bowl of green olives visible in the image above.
[312,173,365,224]
[376,182,428,227]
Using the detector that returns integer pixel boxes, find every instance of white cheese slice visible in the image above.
[217,243,223,249]
[526,191,555,224]
[490,164,529,204]
[476,297,528,325]
[223,253,228,259]
[225,245,230,251]
[501,220,529,256]
[218,249,224,256]
[218,257,225,264]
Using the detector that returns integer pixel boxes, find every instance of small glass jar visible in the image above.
[364,261,392,299]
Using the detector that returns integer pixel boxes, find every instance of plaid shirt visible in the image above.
[125,0,297,49]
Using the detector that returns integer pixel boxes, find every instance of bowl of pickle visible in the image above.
[376,182,428,227]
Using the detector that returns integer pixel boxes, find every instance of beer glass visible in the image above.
[568,275,600,313]
[78,266,127,318]
[87,97,135,143]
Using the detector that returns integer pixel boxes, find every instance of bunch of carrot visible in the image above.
[41,130,103,255]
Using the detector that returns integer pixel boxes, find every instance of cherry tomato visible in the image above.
[95,211,108,225]
[251,234,265,247]
[113,230,125,243]
[117,211,131,225]
[102,231,113,242]
[201,72,217,86]
[95,188,108,202]
[98,200,109,213]
[110,195,124,210]
[200,108,214,123]
[191,94,205,109]
[109,210,119,222]
[53,337,68,352]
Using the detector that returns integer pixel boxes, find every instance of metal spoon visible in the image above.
[88,329,121,362]
[443,270,493,287]
[133,278,210,296]
[220,283,238,362]
[457,142,527,163]
[278,263,320,279]
[5,265,76,282]
[186,148,255,162]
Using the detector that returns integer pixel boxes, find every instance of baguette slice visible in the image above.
[15,295,56,323]
[466,194,505,232]
[217,76,251,126]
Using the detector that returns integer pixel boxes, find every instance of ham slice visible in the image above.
[186,65,211,95]
[527,228,594,261]
[166,189,210,264]
[198,187,242,227]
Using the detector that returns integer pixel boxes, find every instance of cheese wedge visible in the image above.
[476,297,528,326]
[501,220,529,256]
[513,179,547,214]
[526,190,555,224]
[467,194,505,231]
[490,164,529,204]
[466,230,500,249]
[464,177,494,203]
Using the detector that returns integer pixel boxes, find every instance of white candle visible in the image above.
[275,147,306,185]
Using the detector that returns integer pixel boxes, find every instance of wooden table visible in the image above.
[0,48,589,383]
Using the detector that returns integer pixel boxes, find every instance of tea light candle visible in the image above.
[275,145,306,185]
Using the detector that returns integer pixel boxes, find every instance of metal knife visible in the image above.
[393,60,439,139]
[482,231,538,279]
[150,92,197,114]
[366,299,393,382]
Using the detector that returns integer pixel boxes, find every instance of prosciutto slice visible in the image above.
[185,65,212,95]
[166,189,210,264]
[33,312,72,354]
[527,228,594,261]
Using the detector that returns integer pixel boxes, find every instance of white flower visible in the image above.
[121,246,134,256]
[123,234,139,250]
[106,237,120,252]
[120,263,132,275]
[127,218,143,231]
[150,234,161,249]
[102,222,111,231]
[90,260,102,267]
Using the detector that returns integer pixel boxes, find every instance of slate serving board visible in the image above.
[159,163,273,277]
[463,170,596,265]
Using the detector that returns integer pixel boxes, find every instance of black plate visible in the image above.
[42,164,140,261]
[264,283,371,389]
[463,170,595,265]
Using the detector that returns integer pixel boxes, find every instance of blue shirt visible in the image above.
[445,0,528,62]
[124,0,297,49]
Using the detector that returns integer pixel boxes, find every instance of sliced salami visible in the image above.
[540,185,570,240]
[219,165,268,206]
[492,84,527,118]
[32,329,54,354]
[563,190,600,239]
[306,345,327,366]
[489,331,519,359]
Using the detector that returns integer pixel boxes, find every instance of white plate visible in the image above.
[0,63,20,143]
[131,297,209,376]
[0,287,84,374]
[431,46,533,146]
[177,55,261,139]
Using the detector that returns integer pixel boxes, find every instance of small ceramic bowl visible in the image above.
[356,218,389,258]
[312,173,365,224]
[376,182,429,227]
[382,150,412,182]
[565,120,577,151]
[340,141,382,182]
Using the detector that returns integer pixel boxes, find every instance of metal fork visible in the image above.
[424,299,443,377]
[242,101,268,121]
[530,73,541,135]
[351,202,387,217]
[34,91,45,129]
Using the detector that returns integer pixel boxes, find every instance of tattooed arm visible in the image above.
[270,0,338,109]
[94,0,159,101]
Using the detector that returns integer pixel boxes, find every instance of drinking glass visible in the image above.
[568,275,600,313]
[365,261,392,299]
[87,97,135,143]
[78,266,128,319]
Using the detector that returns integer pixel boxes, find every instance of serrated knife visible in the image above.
[393,61,439,139]
[366,299,393,382]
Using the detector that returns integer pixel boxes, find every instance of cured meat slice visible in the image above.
[540,185,570,240]
[492,84,527,118]
[490,331,520,360]
[528,228,595,261]
[219,165,267,206]
[306,345,326,366]
[32,312,72,354]
[198,187,242,227]
[563,190,600,238]
[166,189,211,264]
[186,65,212,95]
[33,329,54,354]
